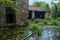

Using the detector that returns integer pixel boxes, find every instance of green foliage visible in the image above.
[32,24,38,31]
[57,3,60,17]
[0,0,17,5]
[32,1,60,17]
[50,6,55,14]
[31,24,42,36]
[34,20,44,25]
[0,0,18,13]
[24,21,29,26]
[0,27,28,40]
[29,18,60,37]
[0,0,25,14]
[57,17,60,21]
[33,2,48,10]
[30,18,60,26]
[44,20,49,25]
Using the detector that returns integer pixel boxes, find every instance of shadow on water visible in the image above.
[28,26,60,40]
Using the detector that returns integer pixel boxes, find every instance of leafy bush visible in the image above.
[57,17,60,21]
[31,24,42,36]
[43,20,49,25]
[31,18,60,26]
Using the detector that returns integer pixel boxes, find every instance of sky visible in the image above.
[29,0,59,5]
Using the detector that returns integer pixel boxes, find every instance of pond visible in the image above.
[1,26,60,40]
[28,26,60,40]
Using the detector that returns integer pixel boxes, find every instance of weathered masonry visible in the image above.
[28,6,52,19]
[0,0,28,27]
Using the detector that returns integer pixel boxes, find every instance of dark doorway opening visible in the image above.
[6,7,16,23]
[35,11,45,19]
[6,14,15,23]
[28,11,32,19]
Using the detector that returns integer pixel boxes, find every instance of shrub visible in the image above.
[57,17,60,21]
[31,24,42,36]
[44,20,48,25]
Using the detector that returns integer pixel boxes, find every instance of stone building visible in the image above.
[28,6,52,19]
[0,0,28,27]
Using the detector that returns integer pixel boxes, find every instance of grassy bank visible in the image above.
[28,18,60,37]
[29,17,60,26]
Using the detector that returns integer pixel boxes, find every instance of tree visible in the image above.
[32,1,60,18]
[54,3,58,18]
[32,2,48,9]
[51,2,58,18]
[46,4,51,12]
[57,2,60,17]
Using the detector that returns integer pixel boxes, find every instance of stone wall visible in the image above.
[45,12,52,19]
[0,0,28,27]
[16,0,28,26]
[0,5,6,27]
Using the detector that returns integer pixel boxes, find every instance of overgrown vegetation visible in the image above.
[30,18,60,26]
[0,0,60,40]
[32,0,60,18]
[30,1,60,36]
[0,0,26,14]
[31,24,42,36]
[0,27,28,40]
[29,18,60,37]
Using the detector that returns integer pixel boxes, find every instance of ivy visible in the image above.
[0,0,25,14]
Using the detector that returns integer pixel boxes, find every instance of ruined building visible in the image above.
[0,0,28,27]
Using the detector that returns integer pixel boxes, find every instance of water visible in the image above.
[28,26,60,40]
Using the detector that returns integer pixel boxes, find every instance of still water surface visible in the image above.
[29,26,60,40]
